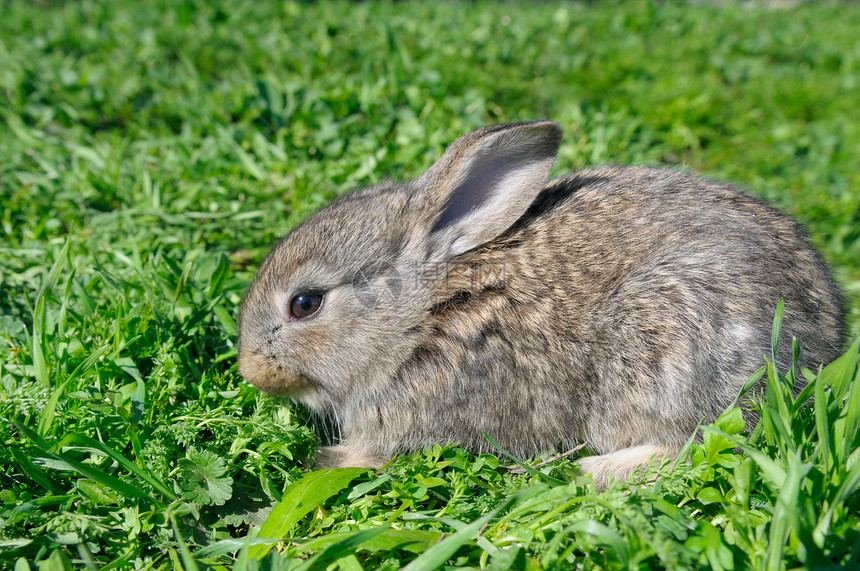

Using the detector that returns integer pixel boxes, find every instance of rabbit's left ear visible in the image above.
[418,121,562,259]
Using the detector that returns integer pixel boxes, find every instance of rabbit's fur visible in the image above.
[238,121,844,488]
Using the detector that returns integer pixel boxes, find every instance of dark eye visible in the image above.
[289,292,324,320]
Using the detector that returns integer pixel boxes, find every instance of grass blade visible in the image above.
[170,514,201,571]
[33,236,71,321]
[293,526,391,571]
[725,366,766,413]
[55,433,176,500]
[483,432,567,486]
[30,236,72,387]
[770,298,784,364]
[819,337,860,401]
[10,448,64,495]
[813,366,832,472]
[14,420,162,507]
[401,493,520,571]
[38,345,111,436]
[32,329,49,387]
[295,528,443,557]
[251,467,368,558]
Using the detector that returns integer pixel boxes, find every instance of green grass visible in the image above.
[1,0,859,569]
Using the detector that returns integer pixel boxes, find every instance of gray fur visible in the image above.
[237,121,845,487]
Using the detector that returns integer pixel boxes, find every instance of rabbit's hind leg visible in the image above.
[577,444,674,490]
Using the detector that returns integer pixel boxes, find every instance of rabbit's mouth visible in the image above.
[237,348,312,396]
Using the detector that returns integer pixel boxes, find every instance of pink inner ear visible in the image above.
[431,153,519,232]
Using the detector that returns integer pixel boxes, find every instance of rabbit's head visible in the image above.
[237,121,562,413]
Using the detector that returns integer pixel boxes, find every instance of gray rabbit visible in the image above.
[237,121,844,488]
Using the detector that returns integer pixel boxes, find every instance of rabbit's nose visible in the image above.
[237,348,311,396]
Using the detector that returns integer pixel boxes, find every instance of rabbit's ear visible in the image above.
[420,121,562,258]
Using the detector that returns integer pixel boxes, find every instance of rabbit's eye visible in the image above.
[289,292,324,320]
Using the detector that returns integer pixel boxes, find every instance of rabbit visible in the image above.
[237,120,845,488]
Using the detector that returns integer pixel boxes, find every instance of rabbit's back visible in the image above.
[419,165,844,456]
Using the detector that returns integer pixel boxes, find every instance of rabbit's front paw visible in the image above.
[315,445,389,469]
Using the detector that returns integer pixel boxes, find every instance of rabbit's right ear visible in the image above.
[417,121,562,259]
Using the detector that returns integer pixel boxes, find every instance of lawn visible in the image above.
[1,0,859,569]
